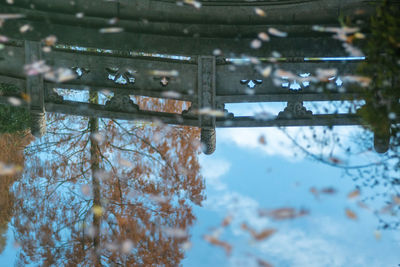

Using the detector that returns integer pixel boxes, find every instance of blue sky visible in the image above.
[182,121,400,267]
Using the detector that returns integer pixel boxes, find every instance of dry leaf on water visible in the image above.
[241,223,276,241]
[203,235,232,256]
[347,189,360,199]
[259,207,309,220]
[345,208,357,220]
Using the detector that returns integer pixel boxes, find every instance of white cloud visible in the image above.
[199,156,231,190]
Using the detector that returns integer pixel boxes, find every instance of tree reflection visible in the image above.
[0,131,33,254]
[11,93,205,266]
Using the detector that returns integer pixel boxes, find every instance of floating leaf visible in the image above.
[254,8,266,17]
[44,67,77,83]
[0,35,8,42]
[24,60,51,76]
[197,108,226,117]
[161,91,181,98]
[258,135,267,145]
[345,208,357,220]
[251,39,262,49]
[316,68,338,81]
[221,215,233,227]
[374,230,381,241]
[99,27,124,33]
[44,35,57,46]
[241,223,276,241]
[261,66,272,77]
[19,24,32,33]
[259,207,309,220]
[183,0,202,9]
[257,258,273,267]
[268,28,287,37]
[320,187,337,194]
[347,189,360,199]
[203,235,232,256]
[8,97,22,106]
[0,14,25,20]
[149,70,179,77]
[258,32,270,42]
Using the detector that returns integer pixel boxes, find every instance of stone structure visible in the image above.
[0,0,398,153]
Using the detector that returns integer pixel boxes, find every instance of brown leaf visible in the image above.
[203,235,232,256]
[345,208,357,220]
[221,215,233,227]
[260,207,309,220]
[258,135,267,145]
[310,187,319,198]
[347,189,360,199]
[257,258,274,267]
[321,187,337,195]
[241,223,276,241]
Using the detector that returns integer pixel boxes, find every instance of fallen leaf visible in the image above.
[203,235,232,256]
[251,39,262,49]
[19,24,32,33]
[254,8,266,17]
[0,14,25,20]
[268,28,287,37]
[258,135,267,145]
[44,35,57,46]
[320,187,337,195]
[347,189,360,199]
[99,27,124,33]
[345,208,357,220]
[257,258,273,267]
[241,223,276,241]
[258,32,270,42]
[259,207,309,220]
[44,68,77,83]
[221,215,233,227]
[183,0,202,9]
[310,187,319,198]
[260,66,272,77]
[374,230,381,241]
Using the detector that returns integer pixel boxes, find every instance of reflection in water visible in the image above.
[0,132,33,255]
[0,0,399,265]
[11,93,204,266]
